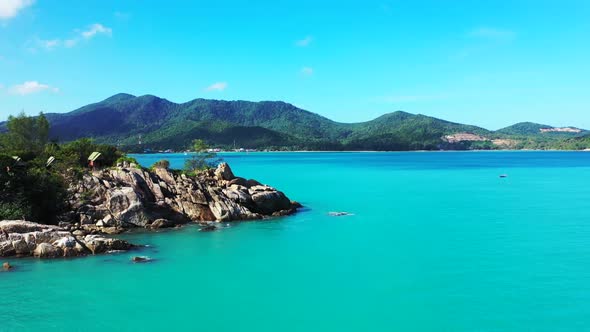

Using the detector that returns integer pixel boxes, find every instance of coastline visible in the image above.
[131,149,590,155]
[1,162,301,260]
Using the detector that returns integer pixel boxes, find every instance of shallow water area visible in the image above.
[2,151,590,331]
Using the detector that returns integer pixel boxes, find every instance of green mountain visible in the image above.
[497,122,587,137]
[1,93,588,151]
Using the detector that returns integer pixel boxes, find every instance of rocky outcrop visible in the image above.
[0,220,133,258]
[61,163,300,231]
[0,163,299,259]
[215,162,235,181]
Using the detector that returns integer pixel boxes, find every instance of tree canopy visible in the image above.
[1,112,50,158]
[0,113,123,224]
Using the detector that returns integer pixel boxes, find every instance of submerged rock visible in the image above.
[131,256,152,263]
[199,223,217,232]
[328,212,354,217]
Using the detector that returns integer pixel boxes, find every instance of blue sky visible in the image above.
[1,0,589,129]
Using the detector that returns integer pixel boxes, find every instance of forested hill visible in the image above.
[496,122,587,137]
[1,93,588,151]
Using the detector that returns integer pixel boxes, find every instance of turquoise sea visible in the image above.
[2,152,590,331]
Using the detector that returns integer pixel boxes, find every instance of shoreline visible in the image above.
[131,149,590,155]
[1,162,301,260]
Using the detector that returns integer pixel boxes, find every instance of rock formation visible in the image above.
[0,163,300,259]
[0,220,133,258]
[60,162,299,233]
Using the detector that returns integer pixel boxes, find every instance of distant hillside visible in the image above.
[497,122,587,137]
[549,134,590,150]
[1,93,588,151]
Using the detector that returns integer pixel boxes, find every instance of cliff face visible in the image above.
[61,162,300,232]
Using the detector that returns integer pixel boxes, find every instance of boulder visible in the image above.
[223,186,254,206]
[207,189,259,221]
[215,163,235,181]
[85,235,131,254]
[150,219,174,229]
[53,236,76,249]
[249,187,293,214]
[246,179,262,187]
[227,177,249,187]
[102,215,115,227]
[106,187,149,227]
[12,239,33,256]
[63,247,80,257]
[33,231,71,245]
[33,243,63,258]
[0,242,16,257]
[72,229,87,237]
[154,168,177,186]
[77,205,110,224]
[0,220,61,234]
[101,227,124,235]
[79,214,95,225]
[1,221,135,259]
[58,221,73,229]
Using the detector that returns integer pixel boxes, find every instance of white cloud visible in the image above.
[0,0,34,19]
[81,23,112,39]
[469,27,515,41]
[296,36,313,47]
[300,66,314,76]
[40,39,60,50]
[9,81,59,95]
[29,23,112,51]
[205,82,228,92]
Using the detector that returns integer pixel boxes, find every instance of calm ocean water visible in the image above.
[2,152,590,331]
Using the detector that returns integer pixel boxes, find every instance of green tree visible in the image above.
[55,138,123,169]
[0,113,125,224]
[184,139,220,173]
[0,153,68,224]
